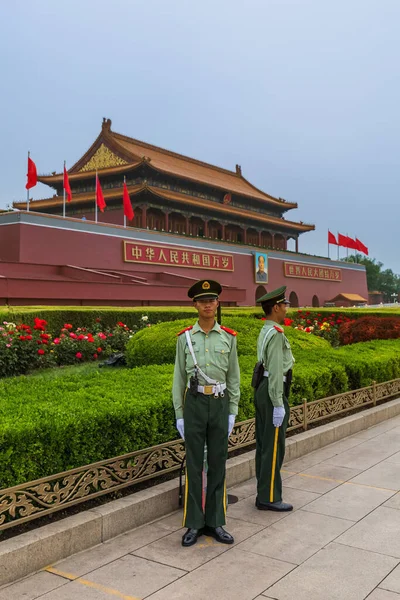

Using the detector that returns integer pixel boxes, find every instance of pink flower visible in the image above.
[69,332,78,339]
[53,338,61,344]
[75,352,82,359]
[6,343,11,348]
[98,332,107,340]
[37,349,45,355]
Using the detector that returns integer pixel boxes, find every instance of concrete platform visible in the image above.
[2,411,400,599]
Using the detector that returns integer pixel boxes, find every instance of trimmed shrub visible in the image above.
[339,316,400,345]
[125,317,331,368]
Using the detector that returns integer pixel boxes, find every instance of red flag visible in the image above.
[25,157,37,189]
[63,165,72,202]
[337,233,349,248]
[346,236,358,250]
[356,238,369,255]
[123,182,134,221]
[328,231,337,245]
[96,176,106,212]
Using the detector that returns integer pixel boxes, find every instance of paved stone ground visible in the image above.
[3,414,400,600]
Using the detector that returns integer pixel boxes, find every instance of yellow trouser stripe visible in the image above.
[270,427,279,502]
[223,478,227,517]
[182,468,189,526]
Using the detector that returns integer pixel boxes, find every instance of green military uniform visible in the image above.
[255,287,294,506]
[173,288,240,531]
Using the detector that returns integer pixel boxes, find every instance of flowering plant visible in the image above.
[286,311,353,346]
[0,315,151,377]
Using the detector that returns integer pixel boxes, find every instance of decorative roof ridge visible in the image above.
[110,128,241,178]
[67,122,142,174]
[238,173,297,209]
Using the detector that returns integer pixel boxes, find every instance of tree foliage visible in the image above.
[343,255,400,301]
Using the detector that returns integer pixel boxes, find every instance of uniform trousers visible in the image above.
[254,378,290,503]
[183,389,229,529]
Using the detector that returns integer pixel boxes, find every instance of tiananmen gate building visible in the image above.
[2,118,367,307]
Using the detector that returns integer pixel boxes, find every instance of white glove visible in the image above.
[273,406,285,428]
[176,418,185,440]
[228,414,236,436]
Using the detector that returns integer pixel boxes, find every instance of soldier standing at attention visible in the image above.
[254,286,294,511]
[173,279,240,547]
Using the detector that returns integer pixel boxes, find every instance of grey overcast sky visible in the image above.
[1,0,399,270]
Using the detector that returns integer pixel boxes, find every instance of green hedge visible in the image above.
[0,364,177,488]
[2,332,400,487]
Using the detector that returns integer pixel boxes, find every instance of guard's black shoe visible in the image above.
[255,497,293,511]
[182,528,203,547]
[204,525,234,544]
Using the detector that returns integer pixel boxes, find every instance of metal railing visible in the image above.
[1,377,399,531]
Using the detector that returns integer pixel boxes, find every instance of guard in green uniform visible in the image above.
[173,279,240,547]
[254,286,294,511]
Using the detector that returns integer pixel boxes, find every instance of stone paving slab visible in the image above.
[226,486,320,525]
[236,509,352,565]
[51,522,177,579]
[367,590,400,599]
[42,555,186,599]
[146,549,294,600]
[266,543,399,600]
[349,460,400,490]
[3,413,400,600]
[301,479,395,521]
[0,571,66,600]
[336,506,400,558]
[283,463,362,494]
[380,563,400,594]
[132,516,263,571]
[385,492,400,510]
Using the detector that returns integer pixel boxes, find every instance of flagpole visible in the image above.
[95,171,98,223]
[27,151,30,212]
[328,230,330,259]
[63,161,66,218]
[337,232,339,260]
[123,176,126,228]
[346,232,349,259]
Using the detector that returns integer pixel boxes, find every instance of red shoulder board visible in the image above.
[220,325,237,336]
[274,325,284,333]
[177,326,193,336]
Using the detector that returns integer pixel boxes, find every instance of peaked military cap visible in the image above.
[256,285,289,305]
[188,279,222,301]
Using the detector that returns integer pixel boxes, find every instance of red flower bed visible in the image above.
[0,315,151,378]
[339,316,400,345]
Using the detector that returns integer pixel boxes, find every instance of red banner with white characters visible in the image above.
[284,262,342,281]
[124,241,234,271]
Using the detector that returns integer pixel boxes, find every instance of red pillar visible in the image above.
[221,224,225,240]
[243,228,247,245]
[295,236,299,253]
[271,233,275,249]
[258,230,262,247]
[164,211,169,232]
[185,216,190,235]
[141,206,147,229]
[204,220,208,237]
